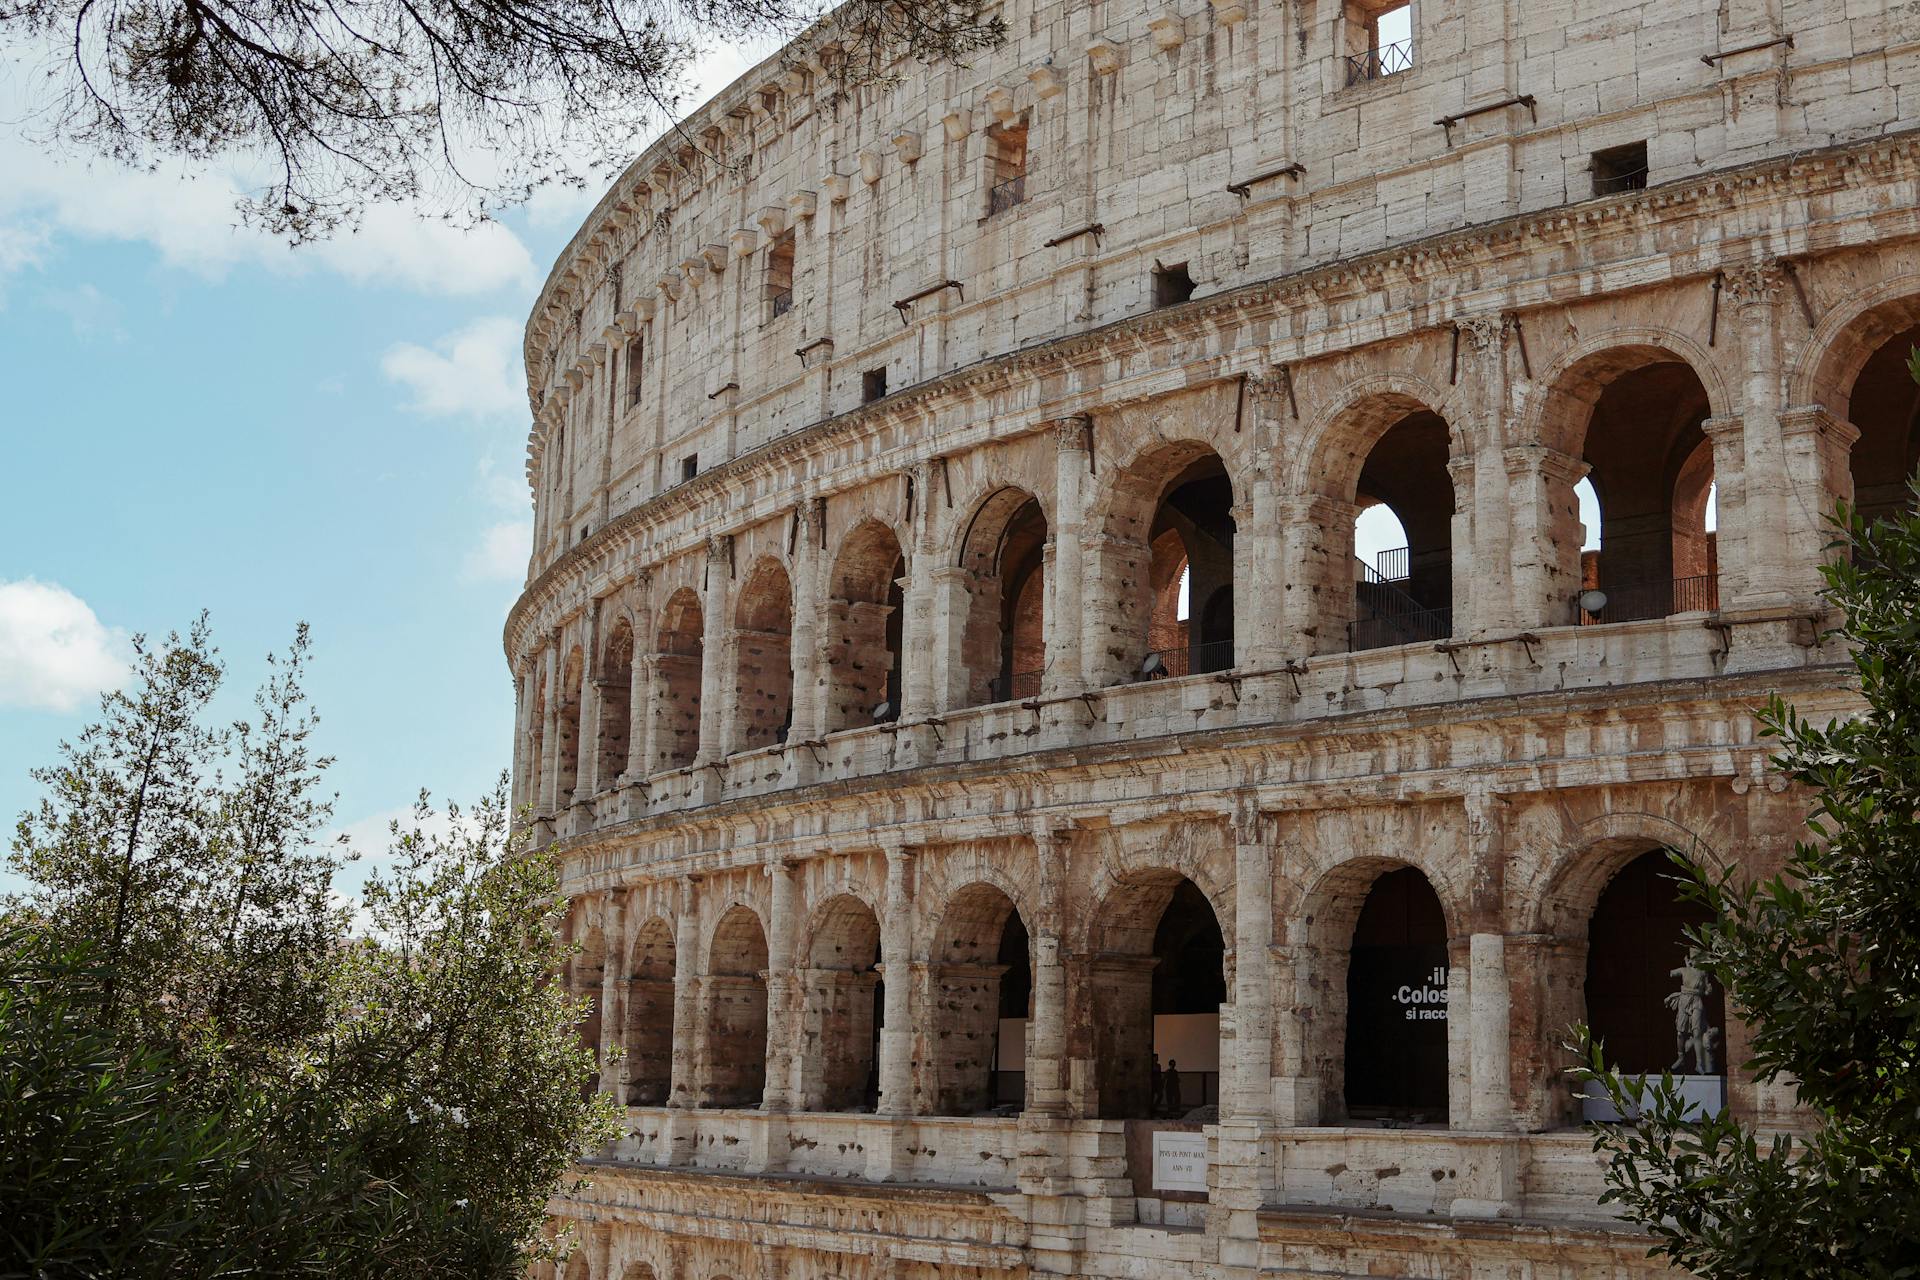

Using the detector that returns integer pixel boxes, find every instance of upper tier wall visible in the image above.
[521,0,1917,573]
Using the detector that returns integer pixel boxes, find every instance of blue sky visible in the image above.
[0,44,770,889]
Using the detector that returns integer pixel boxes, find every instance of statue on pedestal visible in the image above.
[1666,961,1721,1076]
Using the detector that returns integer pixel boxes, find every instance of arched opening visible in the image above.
[1343,867,1450,1123]
[733,559,794,751]
[796,895,883,1112]
[1090,872,1226,1120]
[652,589,704,771]
[623,917,675,1105]
[569,913,606,1099]
[555,648,584,802]
[929,883,1031,1115]
[1144,456,1235,678]
[597,620,634,788]
[1550,353,1718,623]
[1844,322,1920,524]
[956,489,1049,706]
[825,520,906,731]
[620,1264,658,1280]
[1582,849,1725,1119]
[1348,407,1454,650]
[704,906,768,1108]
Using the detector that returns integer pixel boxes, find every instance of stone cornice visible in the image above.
[503,130,1920,660]
[550,663,1854,896]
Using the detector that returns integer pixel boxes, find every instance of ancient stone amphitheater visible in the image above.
[508,0,1918,1272]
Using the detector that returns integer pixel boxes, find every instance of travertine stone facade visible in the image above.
[508,0,1920,1272]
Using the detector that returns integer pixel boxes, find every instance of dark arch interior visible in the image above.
[1092,874,1225,1119]
[1579,361,1717,621]
[929,886,1032,1115]
[1585,850,1723,1077]
[1343,867,1448,1122]
[1351,411,1453,650]
[995,498,1048,700]
[1146,456,1235,675]
[1848,323,1920,524]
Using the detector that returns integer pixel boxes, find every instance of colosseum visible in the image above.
[507,0,1917,1271]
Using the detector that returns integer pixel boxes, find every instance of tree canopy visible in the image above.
[0,0,1002,238]
[5,618,620,1276]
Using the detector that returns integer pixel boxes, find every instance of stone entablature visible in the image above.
[518,0,1918,582]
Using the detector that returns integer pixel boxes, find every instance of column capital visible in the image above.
[1501,443,1588,484]
[1047,413,1093,452]
[1722,261,1787,309]
[1455,312,1504,351]
[1699,412,1745,441]
[1779,403,1861,447]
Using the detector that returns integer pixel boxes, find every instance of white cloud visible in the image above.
[463,518,533,583]
[383,315,527,420]
[41,281,125,341]
[0,121,535,297]
[0,579,131,712]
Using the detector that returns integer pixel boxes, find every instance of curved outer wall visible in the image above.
[509,0,1920,1274]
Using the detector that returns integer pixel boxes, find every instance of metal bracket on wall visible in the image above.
[1434,95,1537,147]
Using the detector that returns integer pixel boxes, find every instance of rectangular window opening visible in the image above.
[681,454,698,483]
[863,367,889,403]
[1153,262,1196,309]
[1343,0,1415,85]
[1592,141,1650,196]
[987,119,1030,217]
[765,230,796,319]
[625,337,644,409]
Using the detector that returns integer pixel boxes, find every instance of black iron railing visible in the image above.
[1577,575,1719,625]
[1349,606,1452,652]
[986,669,1043,703]
[1372,545,1410,582]
[1344,37,1415,86]
[987,174,1026,217]
[1143,640,1235,679]
[1593,163,1650,196]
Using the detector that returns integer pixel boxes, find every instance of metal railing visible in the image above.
[1577,575,1719,625]
[1349,606,1452,652]
[1593,162,1650,196]
[1344,37,1415,86]
[1371,545,1410,583]
[986,669,1043,703]
[987,174,1026,217]
[1143,640,1235,679]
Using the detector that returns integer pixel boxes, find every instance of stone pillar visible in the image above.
[761,860,798,1114]
[788,496,825,751]
[538,639,562,817]
[574,602,601,816]
[1452,317,1516,637]
[1462,786,1515,1134]
[1503,445,1590,630]
[510,663,535,813]
[1277,495,1360,657]
[1724,263,1798,607]
[697,535,732,762]
[1044,416,1092,698]
[876,843,916,1115]
[1240,379,1287,669]
[668,877,702,1110]
[1025,823,1071,1116]
[598,888,626,1102]
[928,564,974,711]
[1213,797,1275,1263]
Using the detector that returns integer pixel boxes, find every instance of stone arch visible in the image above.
[567,904,607,1097]
[1085,867,1228,1120]
[928,881,1032,1115]
[951,485,1049,706]
[732,556,794,751]
[825,518,907,732]
[704,905,768,1108]
[1293,378,1460,654]
[597,616,636,788]
[1086,438,1237,686]
[555,646,585,802]
[652,588,704,771]
[622,915,675,1105]
[796,893,883,1111]
[620,1263,658,1280]
[1527,339,1724,624]
[1792,285,1920,523]
[1292,855,1462,1126]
